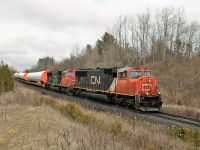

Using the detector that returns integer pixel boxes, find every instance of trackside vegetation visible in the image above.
[40,95,200,148]
[170,125,200,147]
[0,61,14,94]
[0,83,200,149]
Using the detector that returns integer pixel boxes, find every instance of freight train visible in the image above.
[14,67,162,111]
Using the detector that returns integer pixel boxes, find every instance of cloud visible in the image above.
[0,0,111,72]
[0,0,200,72]
[3,0,109,29]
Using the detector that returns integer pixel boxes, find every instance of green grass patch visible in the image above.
[170,125,200,147]
[58,102,97,124]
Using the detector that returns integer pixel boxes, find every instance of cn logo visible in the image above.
[91,76,100,84]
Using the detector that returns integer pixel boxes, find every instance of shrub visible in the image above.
[170,125,200,147]
[58,102,97,124]
[109,119,127,137]
[58,102,82,119]
[109,120,122,136]
[40,96,55,106]
[0,61,14,94]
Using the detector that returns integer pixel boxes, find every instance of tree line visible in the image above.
[60,7,200,70]
[0,61,14,94]
[27,7,200,71]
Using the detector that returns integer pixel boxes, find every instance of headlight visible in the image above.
[146,92,149,96]
[148,77,151,83]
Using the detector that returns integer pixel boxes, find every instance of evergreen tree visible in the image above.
[96,32,117,55]
[0,61,14,94]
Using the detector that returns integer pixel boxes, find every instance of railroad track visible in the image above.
[15,80,200,130]
[153,112,200,129]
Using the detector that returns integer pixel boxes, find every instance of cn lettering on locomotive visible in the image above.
[91,76,100,84]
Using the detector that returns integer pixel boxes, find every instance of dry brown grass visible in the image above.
[150,56,200,118]
[0,104,134,150]
[0,82,42,106]
[0,81,199,149]
[162,104,200,119]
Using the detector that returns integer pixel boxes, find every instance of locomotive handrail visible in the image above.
[135,87,141,96]
[135,79,142,96]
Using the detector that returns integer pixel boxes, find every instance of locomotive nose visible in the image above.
[141,76,157,96]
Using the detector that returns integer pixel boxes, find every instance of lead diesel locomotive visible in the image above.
[14,66,162,111]
[75,67,162,111]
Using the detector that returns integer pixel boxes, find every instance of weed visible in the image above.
[109,119,127,137]
[58,102,97,124]
[40,96,55,106]
[146,143,157,150]
[58,102,82,119]
[170,125,200,147]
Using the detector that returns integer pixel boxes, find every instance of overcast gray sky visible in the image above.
[0,0,199,71]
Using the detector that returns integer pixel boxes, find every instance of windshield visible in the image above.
[66,73,74,77]
[130,71,143,78]
[144,71,151,76]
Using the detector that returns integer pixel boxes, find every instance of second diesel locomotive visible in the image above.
[14,66,162,111]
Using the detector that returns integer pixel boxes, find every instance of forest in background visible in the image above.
[25,7,200,108]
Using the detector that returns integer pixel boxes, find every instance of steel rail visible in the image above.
[156,112,200,127]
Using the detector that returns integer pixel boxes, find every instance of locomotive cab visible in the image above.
[60,70,76,95]
[61,70,76,87]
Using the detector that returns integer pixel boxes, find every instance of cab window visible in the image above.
[130,71,142,78]
[66,73,74,77]
[119,71,127,78]
[144,71,151,76]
